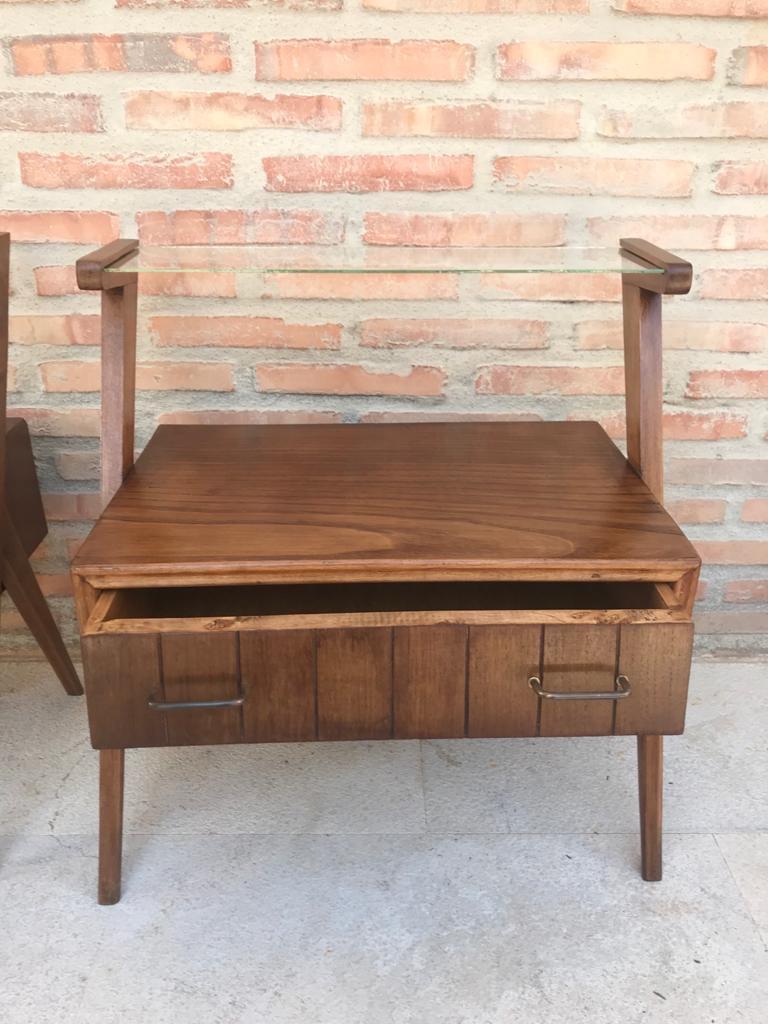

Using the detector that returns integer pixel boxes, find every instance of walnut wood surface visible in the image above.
[76,239,138,291]
[73,421,699,586]
[393,625,467,738]
[467,625,539,738]
[623,284,664,502]
[539,625,617,737]
[620,238,692,295]
[100,281,137,507]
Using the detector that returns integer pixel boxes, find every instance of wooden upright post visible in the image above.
[620,238,692,882]
[76,239,139,508]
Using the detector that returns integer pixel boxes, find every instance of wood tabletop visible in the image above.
[72,421,700,586]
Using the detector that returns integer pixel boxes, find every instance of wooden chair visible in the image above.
[0,232,82,695]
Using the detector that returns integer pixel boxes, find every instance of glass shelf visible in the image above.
[105,245,664,277]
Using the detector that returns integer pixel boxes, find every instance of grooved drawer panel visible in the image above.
[467,625,539,738]
[539,625,618,737]
[316,628,393,740]
[83,634,167,749]
[160,633,241,745]
[241,630,315,742]
[393,624,467,738]
[615,622,693,735]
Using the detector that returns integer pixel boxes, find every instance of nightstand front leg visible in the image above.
[637,735,663,881]
[98,748,125,904]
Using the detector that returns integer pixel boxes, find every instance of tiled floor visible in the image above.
[0,659,766,1024]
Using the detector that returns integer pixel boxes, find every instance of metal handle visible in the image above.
[147,695,245,711]
[528,675,631,702]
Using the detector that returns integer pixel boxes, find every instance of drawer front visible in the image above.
[82,621,693,749]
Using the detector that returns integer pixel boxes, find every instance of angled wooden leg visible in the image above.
[1,514,83,695]
[637,735,663,881]
[98,748,125,905]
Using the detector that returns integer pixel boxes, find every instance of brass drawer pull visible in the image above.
[528,675,631,702]
[147,695,245,711]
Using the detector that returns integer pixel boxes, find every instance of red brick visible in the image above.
[0,211,119,244]
[136,363,237,391]
[138,210,247,244]
[730,47,768,86]
[42,492,102,521]
[476,365,624,396]
[37,574,73,598]
[10,315,100,346]
[668,412,747,441]
[599,103,768,139]
[34,266,78,296]
[137,208,345,245]
[6,407,100,437]
[591,410,748,441]
[666,460,768,486]
[139,272,236,299]
[498,42,714,81]
[695,542,768,566]
[255,363,445,397]
[264,273,459,302]
[361,411,543,423]
[254,39,473,82]
[363,212,565,248]
[361,319,549,350]
[9,33,230,75]
[577,319,765,353]
[695,610,768,634]
[263,155,473,193]
[700,270,768,300]
[151,316,342,349]
[666,499,726,525]
[724,580,768,602]
[363,0,587,9]
[55,452,99,481]
[493,156,693,197]
[741,499,768,523]
[125,92,341,131]
[588,215,768,251]
[362,101,579,139]
[159,410,342,425]
[477,273,620,303]
[118,0,340,7]
[0,92,102,132]
[41,361,234,392]
[612,0,768,14]
[251,210,345,245]
[714,162,768,196]
[19,152,233,190]
[687,370,768,399]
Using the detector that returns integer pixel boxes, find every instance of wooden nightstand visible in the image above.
[73,239,700,903]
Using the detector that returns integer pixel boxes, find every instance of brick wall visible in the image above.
[0,0,766,657]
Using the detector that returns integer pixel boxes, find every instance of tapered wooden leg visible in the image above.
[637,735,663,881]
[98,749,125,905]
[1,514,83,695]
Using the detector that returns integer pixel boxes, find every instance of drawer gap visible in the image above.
[91,580,683,631]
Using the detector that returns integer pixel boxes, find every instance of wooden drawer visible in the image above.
[80,581,693,749]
